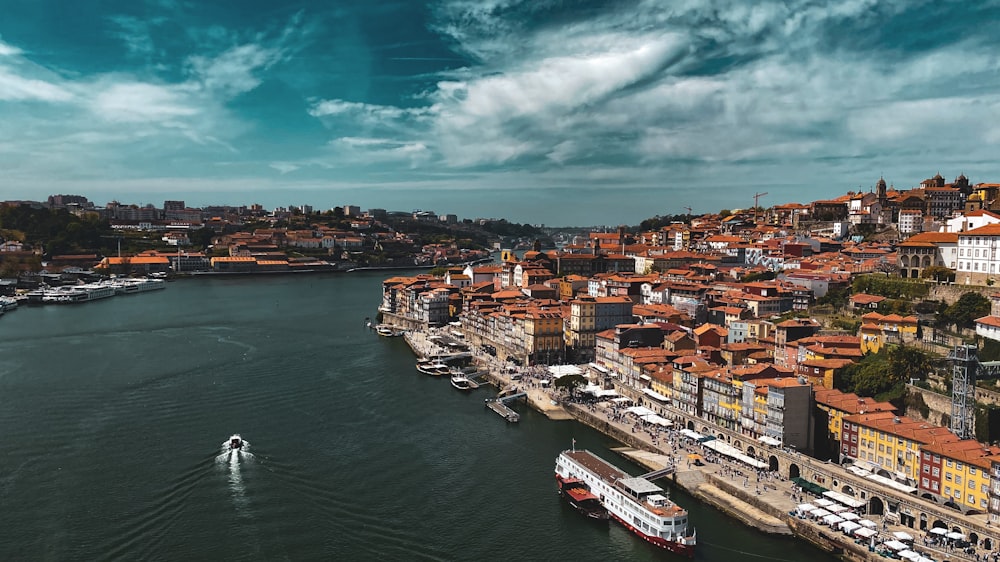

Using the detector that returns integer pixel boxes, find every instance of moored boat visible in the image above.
[450,373,478,390]
[555,448,695,557]
[558,477,610,521]
[416,360,451,376]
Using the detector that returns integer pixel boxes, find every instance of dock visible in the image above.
[485,398,520,422]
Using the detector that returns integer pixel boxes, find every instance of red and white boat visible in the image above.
[555,448,695,557]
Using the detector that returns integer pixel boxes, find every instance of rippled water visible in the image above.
[0,273,835,560]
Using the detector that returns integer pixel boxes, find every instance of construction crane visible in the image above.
[753,192,768,224]
[947,344,1000,439]
[682,206,692,216]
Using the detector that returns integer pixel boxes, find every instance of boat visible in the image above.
[0,296,18,312]
[375,325,404,337]
[555,448,695,557]
[229,434,243,450]
[450,373,479,390]
[416,360,451,376]
[558,477,610,521]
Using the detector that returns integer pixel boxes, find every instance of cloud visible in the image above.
[0,66,74,102]
[90,82,199,122]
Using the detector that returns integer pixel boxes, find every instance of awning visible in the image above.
[864,472,917,494]
[680,429,704,441]
[822,513,844,525]
[610,397,632,404]
[702,439,768,469]
[929,527,947,536]
[796,503,817,513]
[898,550,918,561]
[853,527,877,538]
[792,477,830,495]
[548,365,584,378]
[641,414,673,427]
[839,512,860,521]
[946,531,966,541]
[809,508,832,518]
[838,521,861,533]
[758,435,781,446]
[826,504,847,514]
[642,388,670,402]
[892,531,914,541]
[823,490,866,509]
[859,519,877,529]
[884,540,908,551]
[813,498,834,507]
[626,405,656,417]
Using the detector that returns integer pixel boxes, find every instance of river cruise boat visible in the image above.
[555,449,695,557]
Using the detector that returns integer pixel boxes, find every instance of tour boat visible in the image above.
[450,373,478,390]
[416,360,451,376]
[558,477,610,521]
[555,449,696,557]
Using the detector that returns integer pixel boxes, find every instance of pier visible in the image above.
[485,398,520,423]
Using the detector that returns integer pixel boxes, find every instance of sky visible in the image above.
[1,0,999,226]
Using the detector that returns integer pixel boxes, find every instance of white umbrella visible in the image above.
[897,550,918,561]
[859,519,878,529]
[884,540,908,551]
[946,531,966,541]
[840,512,860,521]
[929,527,947,536]
[810,508,832,518]
[839,521,861,533]
[796,503,817,513]
[822,513,845,526]
[813,498,835,507]
[893,531,914,541]
[853,527,878,538]
[826,503,848,513]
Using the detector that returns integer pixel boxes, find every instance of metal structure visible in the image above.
[752,192,768,224]
[947,344,1000,439]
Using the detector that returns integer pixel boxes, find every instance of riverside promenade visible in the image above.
[399,328,993,561]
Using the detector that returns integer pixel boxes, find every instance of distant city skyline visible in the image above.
[1,1,998,226]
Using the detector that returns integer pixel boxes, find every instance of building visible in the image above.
[918,440,1000,511]
[841,412,959,485]
[957,223,1000,285]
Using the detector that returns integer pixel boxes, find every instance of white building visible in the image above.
[945,209,1000,233]
[957,223,1000,284]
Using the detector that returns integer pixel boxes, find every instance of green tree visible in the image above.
[189,227,215,249]
[718,209,732,217]
[942,292,991,330]
[553,374,586,397]
[921,265,955,283]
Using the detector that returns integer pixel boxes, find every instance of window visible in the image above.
[933,481,939,491]
[957,462,964,470]
[956,476,962,485]
[955,489,962,499]
[923,465,930,474]
[946,486,952,495]
[933,467,940,477]
[970,467,977,476]
[933,455,941,463]
[969,480,976,489]
[947,459,954,468]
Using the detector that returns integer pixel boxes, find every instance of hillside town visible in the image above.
[376,173,1000,560]
[11,173,1000,557]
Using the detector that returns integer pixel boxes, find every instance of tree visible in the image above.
[921,266,955,283]
[553,374,586,397]
[942,292,991,330]
[718,209,732,217]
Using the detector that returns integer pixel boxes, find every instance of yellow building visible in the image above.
[524,308,564,364]
[842,412,958,484]
[813,388,896,446]
[921,440,1000,511]
[859,312,919,354]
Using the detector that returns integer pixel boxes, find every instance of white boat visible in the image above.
[416,360,451,376]
[375,325,404,337]
[555,449,695,557]
[228,434,244,451]
[0,296,18,311]
[450,373,479,390]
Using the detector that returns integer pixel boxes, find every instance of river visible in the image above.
[0,272,837,560]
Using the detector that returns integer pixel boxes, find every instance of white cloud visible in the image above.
[0,66,74,102]
[90,82,199,123]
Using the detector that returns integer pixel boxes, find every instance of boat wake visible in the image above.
[216,435,255,517]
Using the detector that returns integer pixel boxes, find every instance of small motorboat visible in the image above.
[229,434,243,450]
[558,477,610,521]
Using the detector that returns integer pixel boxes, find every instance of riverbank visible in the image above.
[398,327,955,561]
